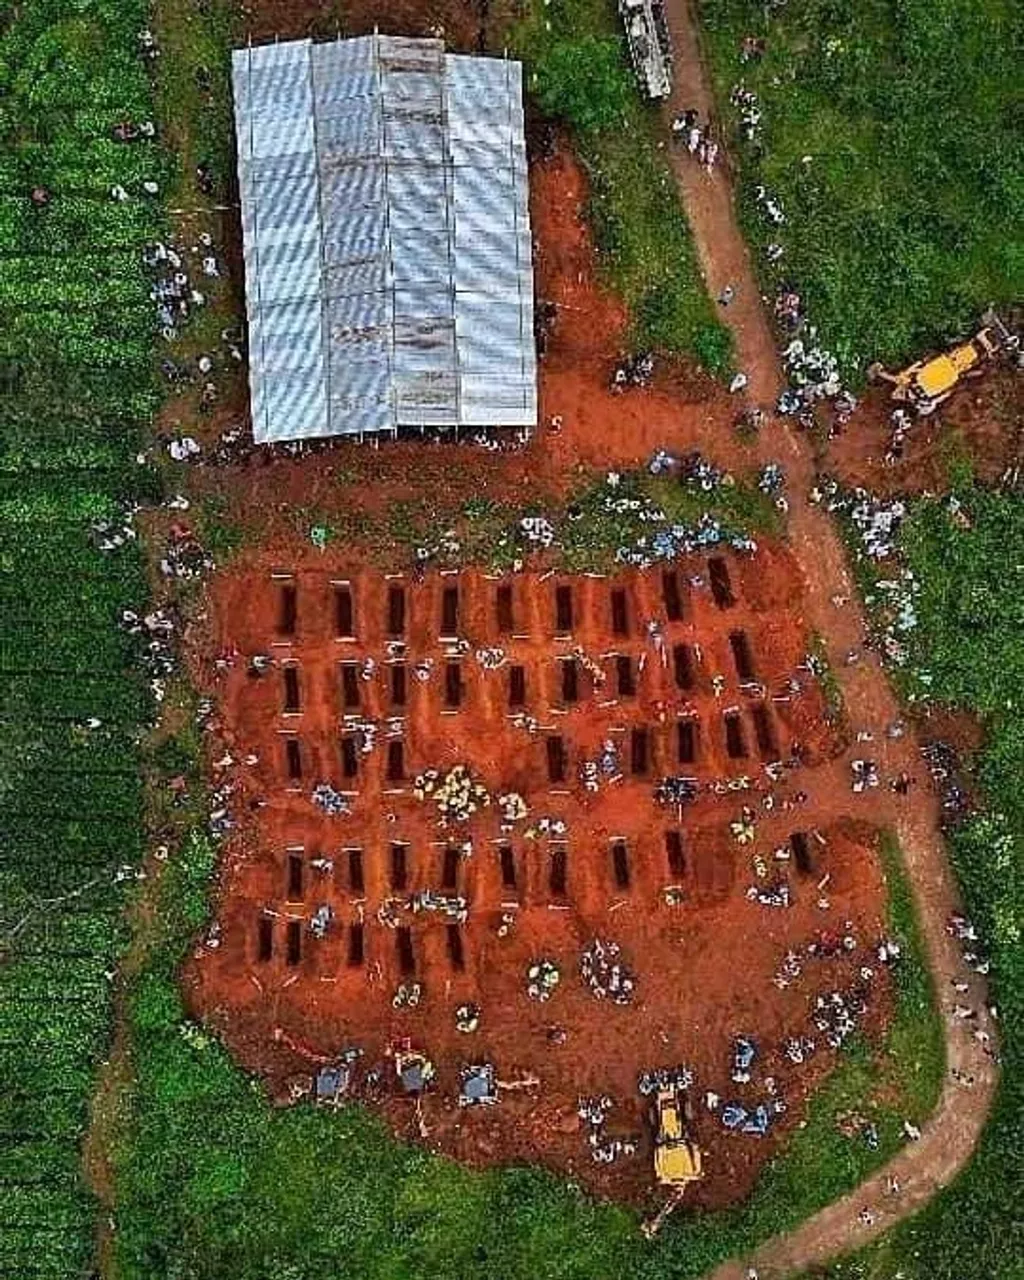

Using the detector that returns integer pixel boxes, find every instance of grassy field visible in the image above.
[512,0,732,375]
[697,0,1024,378]
[0,0,159,1274]
[815,484,1024,1280]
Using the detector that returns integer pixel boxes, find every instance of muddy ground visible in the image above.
[823,367,1022,498]
[189,555,893,1209]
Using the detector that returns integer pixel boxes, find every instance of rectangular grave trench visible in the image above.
[496,584,514,634]
[673,643,695,691]
[616,654,636,697]
[724,712,747,759]
[390,662,407,707]
[665,830,685,877]
[347,923,365,967]
[442,845,460,890]
[631,727,650,776]
[546,735,567,782]
[555,584,573,633]
[286,851,304,900]
[612,839,630,889]
[751,703,777,757]
[790,831,813,875]
[709,557,736,609]
[441,586,459,636]
[611,588,629,636]
[509,665,526,708]
[549,845,567,896]
[341,663,360,709]
[446,924,465,971]
[561,657,579,704]
[347,848,364,894]
[499,844,517,889]
[257,915,274,962]
[285,738,302,780]
[677,718,698,764]
[729,629,756,681]
[387,585,406,636]
[341,735,359,778]
[662,570,684,621]
[278,584,297,635]
[396,926,415,975]
[335,586,354,637]
[283,665,301,713]
[390,843,409,891]
[386,740,405,782]
[285,919,302,966]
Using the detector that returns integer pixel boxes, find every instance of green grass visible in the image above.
[808,632,848,732]
[697,0,1024,378]
[812,484,1024,1280]
[512,0,732,374]
[230,465,780,572]
[0,0,160,1273]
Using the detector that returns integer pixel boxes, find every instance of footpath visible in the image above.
[657,2,1000,1275]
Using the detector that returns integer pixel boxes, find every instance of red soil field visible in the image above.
[187,554,892,1209]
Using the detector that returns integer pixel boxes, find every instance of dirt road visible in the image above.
[658,2,1000,1275]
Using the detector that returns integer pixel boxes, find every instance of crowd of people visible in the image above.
[671,108,720,172]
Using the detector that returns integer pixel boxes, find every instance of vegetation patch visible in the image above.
[811,484,1024,1280]
[513,0,732,374]
[698,0,1024,378]
[0,0,159,1272]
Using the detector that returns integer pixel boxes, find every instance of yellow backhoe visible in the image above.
[640,1086,703,1238]
[653,1086,702,1187]
[868,309,1019,415]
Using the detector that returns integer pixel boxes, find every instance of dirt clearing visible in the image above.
[823,369,1023,497]
[188,553,893,1208]
[171,52,897,1211]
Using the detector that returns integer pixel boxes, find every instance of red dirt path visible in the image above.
[658,0,999,1271]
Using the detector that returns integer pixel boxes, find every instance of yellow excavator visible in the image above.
[641,1086,703,1238]
[652,1085,703,1187]
[868,309,1019,415]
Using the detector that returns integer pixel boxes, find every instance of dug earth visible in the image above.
[186,551,894,1209]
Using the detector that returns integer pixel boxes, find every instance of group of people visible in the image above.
[671,108,720,172]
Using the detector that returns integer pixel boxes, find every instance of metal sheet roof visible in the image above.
[232,35,537,443]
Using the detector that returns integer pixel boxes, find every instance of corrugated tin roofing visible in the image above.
[232,35,537,443]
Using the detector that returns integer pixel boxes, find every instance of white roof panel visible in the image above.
[233,35,536,441]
